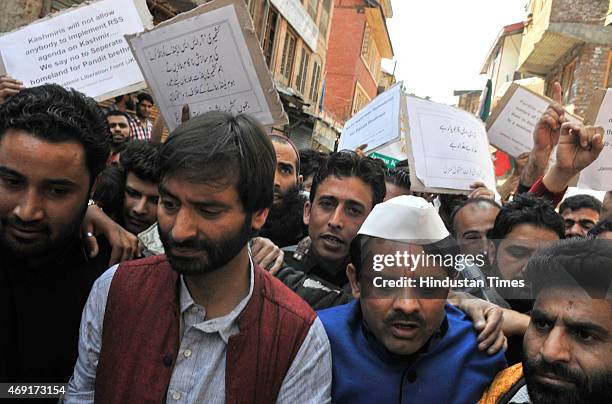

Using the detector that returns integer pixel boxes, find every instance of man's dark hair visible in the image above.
[588,218,612,238]
[450,197,502,233]
[525,238,612,299]
[137,93,154,105]
[158,111,275,213]
[114,95,124,103]
[488,193,564,241]
[299,149,328,178]
[120,140,160,183]
[350,235,460,279]
[0,84,109,184]
[92,165,125,220]
[384,166,411,191]
[559,194,602,215]
[438,193,467,232]
[310,151,386,206]
[105,110,131,122]
[270,134,300,175]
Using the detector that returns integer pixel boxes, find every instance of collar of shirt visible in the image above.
[178,257,255,344]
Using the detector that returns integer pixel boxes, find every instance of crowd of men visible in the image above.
[1,76,611,404]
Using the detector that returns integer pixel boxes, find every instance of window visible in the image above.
[280,30,297,83]
[306,0,319,21]
[361,24,372,61]
[319,0,332,39]
[360,22,380,79]
[309,61,322,102]
[561,58,576,104]
[263,8,279,67]
[246,0,257,18]
[352,83,371,115]
[295,48,311,94]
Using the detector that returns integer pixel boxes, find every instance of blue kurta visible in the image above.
[318,300,506,404]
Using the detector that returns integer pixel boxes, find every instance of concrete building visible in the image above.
[518,0,612,116]
[453,90,482,116]
[377,66,396,94]
[480,22,533,103]
[322,0,394,124]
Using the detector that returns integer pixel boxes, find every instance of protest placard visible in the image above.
[405,95,496,193]
[577,88,612,191]
[338,83,402,153]
[0,0,153,100]
[486,83,582,158]
[126,0,287,131]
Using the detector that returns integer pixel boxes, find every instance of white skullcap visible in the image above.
[357,195,449,243]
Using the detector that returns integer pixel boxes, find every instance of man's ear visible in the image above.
[298,174,303,186]
[347,263,361,299]
[251,208,269,231]
[303,201,311,226]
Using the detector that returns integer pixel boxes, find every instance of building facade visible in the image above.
[518,0,612,116]
[322,0,393,125]
[0,0,341,151]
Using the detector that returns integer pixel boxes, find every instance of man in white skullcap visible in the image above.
[318,196,507,404]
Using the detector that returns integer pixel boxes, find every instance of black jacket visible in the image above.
[276,248,353,310]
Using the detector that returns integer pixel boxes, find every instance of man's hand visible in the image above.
[81,205,141,266]
[468,181,495,200]
[293,236,311,261]
[513,152,529,177]
[354,144,368,157]
[533,82,565,155]
[251,237,284,274]
[449,293,507,355]
[0,75,24,103]
[543,123,605,193]
[181,104,190,123]
[521,82,565,187]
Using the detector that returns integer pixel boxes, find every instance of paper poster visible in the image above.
[127,0,287,131]
[338,83,402,153]
[0,0,152,100]
[577,89,612,191]
[406,95,496,192]
[368,98,408,168]
[486,84,582,158]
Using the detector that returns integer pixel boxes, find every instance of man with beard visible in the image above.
[480,238,612,404]
[259,135,307,247]
[319,196,506,404]
[105,110,131,164]
[0,84,111,384]
[67,111,331,403]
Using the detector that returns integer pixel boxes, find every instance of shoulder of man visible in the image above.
[254,265,316,323]
[478,363,525,404]
[444,303,508,369]
[274,264,353,310]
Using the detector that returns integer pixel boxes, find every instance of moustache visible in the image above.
[164,237,210,252]
[526,356,585,386]
[383,311,425,328]
[4,215,49,233]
